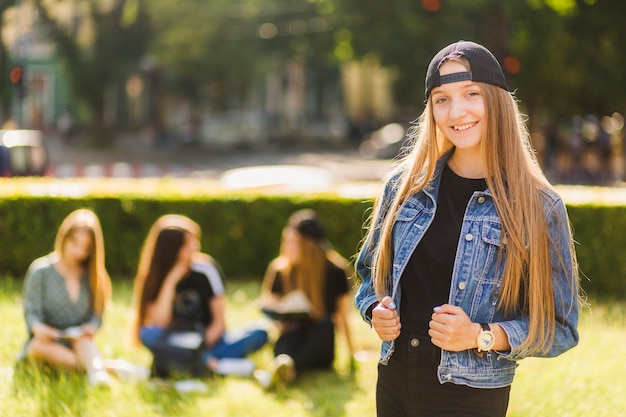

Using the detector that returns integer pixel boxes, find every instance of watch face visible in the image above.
[479,333,495,350]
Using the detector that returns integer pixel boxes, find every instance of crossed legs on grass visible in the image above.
[274,318,335,374]
[204,327,268,376]
[26,335,111,387]
[140,325,268,377]
[255,318,335,390]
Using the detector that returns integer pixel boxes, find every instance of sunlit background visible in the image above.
[1,0,624,187]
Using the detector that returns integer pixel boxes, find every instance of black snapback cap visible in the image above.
[425,40,510,98]
[289,209,325,241]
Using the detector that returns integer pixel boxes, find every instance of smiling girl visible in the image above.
[355,41,582,417]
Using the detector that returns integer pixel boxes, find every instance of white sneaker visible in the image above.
[270,354,296,389]
[173,379,208,393]
[102,359,150,382]
[214,358,255,377]
[253,369,272,389]
[88,369,112,388]
[254,354,296,390]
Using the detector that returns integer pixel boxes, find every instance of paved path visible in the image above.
[39,135,626,204]
[45,135,393,183]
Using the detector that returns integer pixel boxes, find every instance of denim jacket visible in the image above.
[355,153,579,388]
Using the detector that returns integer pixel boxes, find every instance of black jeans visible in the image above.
[274,318,335,373]
[376,333,510,417]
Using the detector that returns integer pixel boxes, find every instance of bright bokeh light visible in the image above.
[258,23,278,39]
[220,165,332,190]
[611,112,624,131]
[2,130,42,147]
[421,0,440,12]
[379,123,405,145]
[504,56,521,74]
[9,66,23,84]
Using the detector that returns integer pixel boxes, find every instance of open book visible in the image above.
[58,326,88,340]
[260,290,313,321]
[166,331,204,350]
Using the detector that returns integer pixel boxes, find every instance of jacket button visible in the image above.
[410,338,420,347]
[477,196,486,204]
[458,282,466,290]
[465,233,473,241]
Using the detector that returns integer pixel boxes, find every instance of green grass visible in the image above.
[1,277,624,417]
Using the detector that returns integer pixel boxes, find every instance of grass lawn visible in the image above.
[1,276,624,417]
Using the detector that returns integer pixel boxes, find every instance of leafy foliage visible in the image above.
[146,0,338,105]
[0,0,17,119]
[32,0,151,145]
[329,0,626,117]
[12,0,625,134]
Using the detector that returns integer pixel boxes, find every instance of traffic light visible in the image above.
[9,64,26,97]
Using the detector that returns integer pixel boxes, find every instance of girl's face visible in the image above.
[282,228,302,263]
[177,232,199,265]
[430,60,486,153]
[63,229,93,265]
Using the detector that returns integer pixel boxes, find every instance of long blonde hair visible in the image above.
[54,208,111,317]
[262,209,351,320]
[365,76,579,355]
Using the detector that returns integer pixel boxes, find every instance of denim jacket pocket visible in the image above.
[393,198,434,249]
[480,220,503,247]
[476,220,505,285]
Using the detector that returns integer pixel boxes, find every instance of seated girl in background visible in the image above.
[22,208,113,387]
[255,209,355,389]
[130,214,268,378]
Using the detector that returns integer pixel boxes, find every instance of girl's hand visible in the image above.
[429,304,477,351]
[32,323,60,341]
[165,260,189,285]
[80,323,98,336]
[371,296,401,341]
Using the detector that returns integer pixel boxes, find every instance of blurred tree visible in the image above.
[509,0,626,120]
[146,0,337,109]
[33,0,151,146]
[329,0,519,111]
[565,0,626,116]
[0,0,15,122]
[328,0,625,119]
[28,0,623,142]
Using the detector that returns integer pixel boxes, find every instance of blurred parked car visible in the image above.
[0,129,49,176]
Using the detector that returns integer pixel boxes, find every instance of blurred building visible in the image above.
[2,1,72,129]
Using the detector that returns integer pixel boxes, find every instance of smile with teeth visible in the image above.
[452,122,477,131]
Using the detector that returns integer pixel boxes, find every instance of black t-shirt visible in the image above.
[400,163,487,335]
[271,261,349,317]
[172,261,225,327]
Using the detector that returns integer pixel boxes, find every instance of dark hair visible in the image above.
[142,227,187,305]
[131,214,203,347]
[288,209,325,242]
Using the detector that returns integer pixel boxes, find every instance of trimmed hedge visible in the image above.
[566,204,626,298]
[0,195,372,284]
[0,194,623,298]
